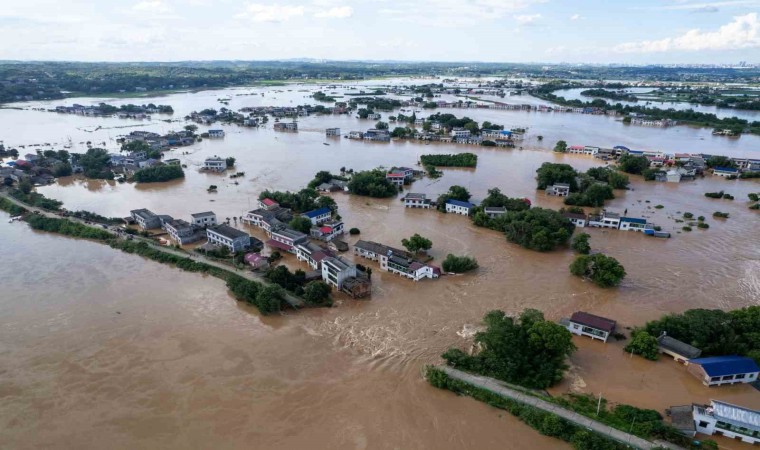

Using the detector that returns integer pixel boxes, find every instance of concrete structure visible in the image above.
[588,210,621,229]
[244,252,269,270]
[445,199,474,215]
[295,242,332,270]
[163,219,204,245]
[321,256,357,289]
[206,224,251,252]
[190,211,217,227]
[273,122,298,131]
[208,129,225,138]
[386,172,406,186]
[712,166,739,178]
[268,227,308,253]
[484,207,506,218]
[687,356,759,387]
[693,400,760,445]
[562,212,587,227]
[667,405,696,437]
[563,311,616,343]
[310,220,344,242]
[657,333,701,363]
[545,183,570,197]
[301,207,332,225]
[619,217,653,232]
[403,193,431,209]
[130,208,161,230]
[450,128,471,139]
[325,127,340,137]
[353,240,440,282]
[203,156,226,172]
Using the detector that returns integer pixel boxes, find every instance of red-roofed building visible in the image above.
[310,220,344,242]
[244,252,269,270]
[563,311,617,343]
[259,198,279,210]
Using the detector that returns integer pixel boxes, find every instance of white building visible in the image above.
[321,256,357,290]
[206,224,251,252]
[562,212,587,227]
[403,193,431,209]
[325,128,340,136]
[484,207,506,218]
[687,356,759,387]
[450,128,471,139]
[693,401,760,445]
[445,199,474,215]
[190,211,217,227]
[203,156,226,172]
[619,217,652,232]
[545,183,571,197]
[562,311,616,343]
[208,129,225,138]
[588,210,621,229]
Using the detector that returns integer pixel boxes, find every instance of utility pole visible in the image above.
[596,393,603,416]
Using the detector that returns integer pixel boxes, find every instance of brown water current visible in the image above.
[1,82,759,449]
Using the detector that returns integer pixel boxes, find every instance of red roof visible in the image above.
[319,226,333,233]
[386,173,405,178]
[266,239,292,251]
[262,198,277,206]
[570,312,616,333]
[245,253,266,264]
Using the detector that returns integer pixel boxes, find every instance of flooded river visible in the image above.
[1,81,759,449]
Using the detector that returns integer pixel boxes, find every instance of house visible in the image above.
[316,179,348,192]
[484,207,506,218]
[693,400,760,445]
[295,242,333,270]
[687,356,760,387]
[325,128,340,137]
[657,333,702,363]
[366,113,381,120]
[203,156,226,172]
[348,131,363,139]
[244,252,269,271]
[588,210,621,229]
[445,199,474,216]
[353,240,440,282]
[163,219,205,244]
[403,193,432,209]
[545,183,571,197]
[386,172,406,186]
[712,166,739,178]
[208,129,225,138]
[301,207,332,225]
[164,158,181,166]
[310,220,344,241]
[258,198,279,210]
[562,212,587,227]
[268,227,308,253]
[273,122,298,131]
[138,158,160,169]
[363,129,390,141]
[206,224,251,252]
[562,311,616,343]
[130,208,161,230]
[450,128,471,139]
[619,217,653,232]
[321,256,357,289]
[340,275,372,299]
[666,169,683,183]
[191,211,217,228]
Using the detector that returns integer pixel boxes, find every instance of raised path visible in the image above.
[1,190,303,308]
[440,366,685,450]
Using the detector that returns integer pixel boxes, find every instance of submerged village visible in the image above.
[2,75,760,450]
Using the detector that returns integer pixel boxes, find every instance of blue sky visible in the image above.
[1,0,758,63]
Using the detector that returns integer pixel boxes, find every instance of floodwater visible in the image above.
[2,81,760,449]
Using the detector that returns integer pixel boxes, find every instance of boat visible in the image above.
[8,216,23,223]
[653,231,671,238]
[323,142,330,146]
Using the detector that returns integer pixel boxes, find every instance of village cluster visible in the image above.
[561,311,760,445]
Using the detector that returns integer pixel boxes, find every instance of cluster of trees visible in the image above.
[537,163,626,207]
[76,148,114,180]
[11,187,63,210]
[390,126,414,138]
[471,188,530,226]
[419,153,477,167]
[425,112,480,134]
[435,185,471,212]
[258,188,336,213]
[624,330,660,360]
[580,88,638,101]
[122,139,161,160]
[442,309,576,389]
[536,162,579,191]
[264,265,332,306]
[641,307,760,363]
[569,253,626,288]
[499,208,575,251]
[312,91,336,102]
[132,165,185,183]
[441,254,479,273]
[25,215,112,240]
[347,169,398,198]
[226,276,283,315]
[307,170,347,189]
[351,97,402,111]
[571,232,591,254]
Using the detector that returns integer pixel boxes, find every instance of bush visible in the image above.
[347,169,398,198]
[683,212,693,219]
[570,253,626,288]
[132,165,184,183]
[442,254,479,273]
[420,153,477,167]
[303,281,332,306]
[722,193,734,200]
[697,222,709,229]
[713,211,729,218]
[571,233,591,254]
[624,330,659,360]
[682,226,692,231]
[289,216,313,234]
[654,204,664,209]
[401,233,432,253]
[349,227,360,235]
[704,191,724,199]
[495,208,574,252]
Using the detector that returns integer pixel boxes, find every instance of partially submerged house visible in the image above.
[403,193,432,209]
[657,333,702,363]
[206,224,251,252]
[353,240,440,282]
[130,208,161,230]
[693,400,760,445]
[687,356,760,387]
[190,211,217,228]
[545,183,570,197]
[562,311,617,343]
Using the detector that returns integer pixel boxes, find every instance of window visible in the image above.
[735,373,745,379]
[698,421,709,428]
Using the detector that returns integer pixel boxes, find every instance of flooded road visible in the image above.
[2,82,759,449]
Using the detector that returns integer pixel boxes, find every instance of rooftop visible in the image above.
[621,217,647,225]
[323,256,353,271]
[446,199,474,208]
[302,207,332,219]
[208,224,249,240]
[569,312,617,333]
[657,335,702,359]
[273,227,308,241]
[191,211,215,218]
[404,193,427,200]
[668,405,696,432]
[690,355,760,377]
[714,166,738,173]
[711,400,760,432]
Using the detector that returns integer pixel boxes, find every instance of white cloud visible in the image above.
[314,6,353,18]
[132,0,171,14]
[570,14,581,20]
[514,13,541,25]
[614,12,760,53]
[236,3,305,22]
[633,0,760,10]
[380,0,546,26]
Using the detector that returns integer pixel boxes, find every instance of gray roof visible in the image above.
[484,206,506,212]
[208,224,249,240]
[657,335,702,359]
[404,193,427,200]
[711,400,760,432]
[272,227,307,241]
[668,405,696,432]
[323,256,353,271]
[354,240,410,258]
[191,211,216,218]
[130,208,157,220]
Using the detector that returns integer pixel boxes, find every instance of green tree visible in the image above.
[303,281,332,306]
[570,253,626,288]
[535,163,579,190]
[441,254,479,273]
[347,169,398,198]
[132,165,184,183]
[494,208,574,251]
[184,124,198,133]
[401,233,432,253]
[624,330,660,360]
[571,233,591,254]
[78,148,113,179]
[617,154,649,175]
[289,216,313,234]
[225,157,236,168]
[706,156,736,168]
[375,121,389,130]
[554,140,568,153]
[18,178,33,194]
[442,309,576,389]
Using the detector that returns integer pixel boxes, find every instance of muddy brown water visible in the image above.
[1,82,759,449]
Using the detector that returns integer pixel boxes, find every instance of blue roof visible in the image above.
[628,150,644,155]
[714,166,738,173]
[446,199,474,208]
[690,356,760,377]
[303,207,332,218]
[621,217,647,225]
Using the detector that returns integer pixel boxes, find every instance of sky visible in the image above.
[0,0,759,64]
